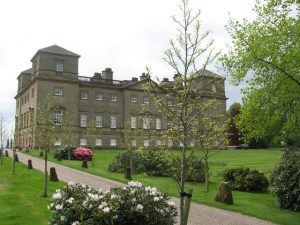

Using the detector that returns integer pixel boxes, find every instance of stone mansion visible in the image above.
[15,45,227,149]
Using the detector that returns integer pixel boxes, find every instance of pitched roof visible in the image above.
[31,45,80,61]
[21,68,32,74]
[199,69,225,80]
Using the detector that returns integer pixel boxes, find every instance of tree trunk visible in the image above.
[43,150,48,197]
[12,147,16,175]
[124,167,132,180]
[82,158,88,168]
[180,144,186,225]
[5,150,9,157]
[204,153,209,192]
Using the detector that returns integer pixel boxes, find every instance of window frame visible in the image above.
[110,95,118,102]
[95,92,103,101]
[156,118,161,130]
[110,139,117,147]
[143,96,149,104]
[80,114,88,127]
[110,115,117,128]
[95,115,103,128]
[54,87,63,96]
[130,95,137,103]
[143,117,150,129]
[53,111,62,125]
[96,139,102,147]
[144,140,150,148]
[80,91,89,100]
[55,63,64,72]
[80,138,87,146]
[131,116,137,129]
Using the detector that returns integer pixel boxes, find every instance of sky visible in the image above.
[0,0,256,133]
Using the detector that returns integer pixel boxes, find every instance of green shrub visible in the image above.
[54,146,77,160]
[223,167,269,192]
[244,169,269,192]
[108,150,205,182]
[107,150,142,173]
[170,156,205,182]
[108,150,170,176]
[271,151,300,211]
[136,150,170,176]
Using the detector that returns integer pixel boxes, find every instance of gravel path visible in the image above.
[6,149,276,225]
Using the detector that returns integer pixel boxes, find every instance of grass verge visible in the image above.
[0,157,64,225]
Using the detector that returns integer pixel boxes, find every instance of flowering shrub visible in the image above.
[49,181,177,225]
[75,147,93,160]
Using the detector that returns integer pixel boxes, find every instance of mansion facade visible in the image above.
[15,45,227,149]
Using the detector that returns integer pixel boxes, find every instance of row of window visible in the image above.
[64,138,191,148]
[57,138,165,148]
[79,114,162,129]
[54,87,150,104]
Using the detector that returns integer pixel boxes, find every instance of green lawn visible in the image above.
[0,157,64,225]
[25,149,300,225]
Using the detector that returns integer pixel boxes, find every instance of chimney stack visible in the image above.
[140,72,147,81]
[102,68,113,80]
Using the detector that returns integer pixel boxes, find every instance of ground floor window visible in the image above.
[144,140,149,148]
[131,140,136,147]
[96,139,102,146]
[156,140,161,147]
[110,139,117,147]
[80,138,87,146]
[54,138,61,146]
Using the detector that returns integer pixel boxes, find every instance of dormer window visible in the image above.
[55,63,63,72]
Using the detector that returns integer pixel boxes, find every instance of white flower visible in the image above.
[122,187,127,190]
[68,181,75,187]
[81,184,87,188]
[131,198,136,203]
[136,204,143,211]
[103,207,110,213]
[55,204,63,210]
[67,197,74,204]
[52,192,62,200]
[83,200,88,207]
[88,193,100,201]
[71,221,80,225]
[98,201,108,209]
[110,194,116,199]
[153,196,160,201]
[60,216,65,221]
[167,201,175,207]
[128,181,142,188]
[47,203,54,210]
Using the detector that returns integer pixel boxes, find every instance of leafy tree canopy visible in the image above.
[221,0,300,146]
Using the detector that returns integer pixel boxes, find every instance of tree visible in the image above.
[221,0,300,146]
[0,113,8,166]
[227,103,242,146]
[121,120,139,179]
[33,95,63,197]
[144,0,224,224]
